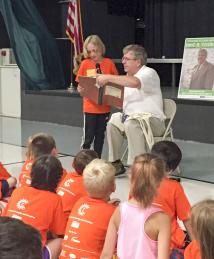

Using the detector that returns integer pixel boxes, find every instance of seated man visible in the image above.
[97,44,165,174]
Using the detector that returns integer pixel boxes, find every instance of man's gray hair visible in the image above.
[123,44,148,65]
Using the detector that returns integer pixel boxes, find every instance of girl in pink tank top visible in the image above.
[101,153,171,259]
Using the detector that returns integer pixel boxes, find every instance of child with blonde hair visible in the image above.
[184,199,214,259]
[60,158,117,259]
[101,153,171,259]
[77,35,118,158]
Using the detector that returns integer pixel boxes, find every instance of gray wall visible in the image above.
[173,99,214,143]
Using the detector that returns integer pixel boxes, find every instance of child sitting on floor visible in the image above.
[151,140,193,253]
[184,199,214,259]
[60,158,117,259]
[57,149,98,219]
[101,153,171,259]
[19,133,67,187]
[0,217,43,259]
[4,155,67,259]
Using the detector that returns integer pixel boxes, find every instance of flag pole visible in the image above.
[66,0,83,93]
[68,44,76,93]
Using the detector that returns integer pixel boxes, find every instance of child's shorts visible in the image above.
[43,246,51,259]
[170,248,184,259]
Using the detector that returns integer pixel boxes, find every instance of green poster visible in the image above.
[178,37,214,100]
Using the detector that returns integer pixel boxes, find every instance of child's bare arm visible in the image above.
[183,218,194,240]
[100,207,120,259]
[157,212,171,259]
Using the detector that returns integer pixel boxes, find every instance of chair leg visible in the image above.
[170,129,174,141]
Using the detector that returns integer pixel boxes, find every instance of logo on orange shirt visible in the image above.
[78,203,90,216]
[86,69,96,77]
[64,178,74,187]
[26,162,32,170]
[17,199,29,210]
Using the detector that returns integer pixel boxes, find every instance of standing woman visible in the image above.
[76,35,118,158]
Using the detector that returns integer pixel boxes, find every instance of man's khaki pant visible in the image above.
[107,112,165,165]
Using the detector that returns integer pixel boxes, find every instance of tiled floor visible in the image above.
[1,115,214,207]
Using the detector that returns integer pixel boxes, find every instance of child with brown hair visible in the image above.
[57,149,98,219]
[151,140,193,252]
[184,199,214,259]
[19,132,67,187]
[101,153,171,259]
[0,217,43,259]
[60,158,117,259]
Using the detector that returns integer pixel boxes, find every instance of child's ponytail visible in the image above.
[129,153,165,208]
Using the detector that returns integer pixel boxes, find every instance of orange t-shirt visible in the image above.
[153,177,191,249]
[3,186,66,246]
[57,172,87,219]
[60,196,116,259]
[76,58,118,113]
[19,159,67,188]
[184,240,201,259]
[18,159,33,187]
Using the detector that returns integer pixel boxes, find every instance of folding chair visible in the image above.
[121,98,177,162]
[154,98,176,143]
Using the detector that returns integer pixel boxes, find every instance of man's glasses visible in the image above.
[121,56,137,62]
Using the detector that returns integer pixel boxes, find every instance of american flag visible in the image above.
[66,0,83,73]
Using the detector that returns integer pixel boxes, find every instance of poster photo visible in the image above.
[178,37,214,100]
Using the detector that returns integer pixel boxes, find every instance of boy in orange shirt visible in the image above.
[4,155,67,259]
[19,133,67,187]
[57,149,98,219]
[151,141,193,251]
[77,35,118,158]
[60,158,117,259]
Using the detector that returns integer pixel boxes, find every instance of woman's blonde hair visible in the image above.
[129,153,165,208]
[83,35,106,58]
[83,159,115,199]
[191,199,214,259]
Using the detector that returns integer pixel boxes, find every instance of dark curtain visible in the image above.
[143,0,214,58]
[0,0,65,90]
[104,0,214,58]
[106,0,145,17]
